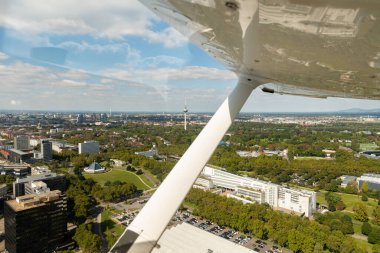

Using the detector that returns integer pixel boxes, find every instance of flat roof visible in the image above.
[152,222,256,253]
[9,149,28,155]
[6,190,61,212]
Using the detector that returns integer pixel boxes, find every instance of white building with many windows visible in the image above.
[357,173,380,191]
[199,166,316,217]
[78,140,99,154]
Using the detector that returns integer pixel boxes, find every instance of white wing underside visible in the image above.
[141,0,380,100]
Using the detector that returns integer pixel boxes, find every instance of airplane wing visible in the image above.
[110,1,380,252]
[140,0,380,100]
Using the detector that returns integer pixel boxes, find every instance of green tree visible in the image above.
[373,244,380,253]
[340,238,356,253]
[313,243,324,253]
[373,206,380,225]
[353,202,369,222]
[362,194,369,202]
[362,181,369,193]
[73,224,101,253]
[368,227,380,244]
[362,222,372,236]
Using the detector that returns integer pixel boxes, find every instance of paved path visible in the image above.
[351,233,368,241]
[142,171,160,186]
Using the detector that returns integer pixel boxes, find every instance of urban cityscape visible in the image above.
[0,111,380,252]
[1,0,380,253]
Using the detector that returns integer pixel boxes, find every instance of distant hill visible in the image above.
[337,108,380,114]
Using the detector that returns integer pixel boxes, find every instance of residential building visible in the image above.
[78,140,99,154]
[4,190,67,253]
[13,135,30,150]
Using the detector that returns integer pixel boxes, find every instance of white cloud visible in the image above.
[10,99,21,105]
[0,52,9,61]
[57,69,89,80]
[1,0,187,48]
[102,66,237,81]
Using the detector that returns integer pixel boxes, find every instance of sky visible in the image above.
[0,0,380,113]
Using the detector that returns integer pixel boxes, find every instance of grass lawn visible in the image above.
[139,173,155,188]
[101,208,125,249]
[354,237,373,253]
[84,166,151,190]
[317,191,378,218]
[317,190,380,252]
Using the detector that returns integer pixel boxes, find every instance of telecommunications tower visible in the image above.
[183,103,188,131]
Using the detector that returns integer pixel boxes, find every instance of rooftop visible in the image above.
[7,190,62,211]
[9,149,29,155]
[85,162,104,171]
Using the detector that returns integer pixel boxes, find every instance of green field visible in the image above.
[317,190,380,252]
[317,191,378,218]
[84,167,152,190]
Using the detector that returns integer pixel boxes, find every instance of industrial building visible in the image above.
[4,190,67,253]
[78,140,99,154]
[198,166,316,217]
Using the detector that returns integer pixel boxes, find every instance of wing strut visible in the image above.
[110,79,256,253]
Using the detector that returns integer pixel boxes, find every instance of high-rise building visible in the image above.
[41,140,52,161]
[13,172,66,197]
[78,140,100,154]
[76,114,84,124]
[4,190,67,253]
[13,135,30,150]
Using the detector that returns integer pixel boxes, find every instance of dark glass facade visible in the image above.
[4,192,67,253]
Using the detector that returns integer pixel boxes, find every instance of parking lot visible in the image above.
[171,211,285,253]
[111,210,139,226]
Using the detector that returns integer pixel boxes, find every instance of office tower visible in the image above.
[41,140,52,161]
[76,114,84,124]
[13,135,30,150]
[13,172,66,198]
[4,190,67,253]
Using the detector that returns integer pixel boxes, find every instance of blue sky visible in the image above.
[0,0,380,113]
